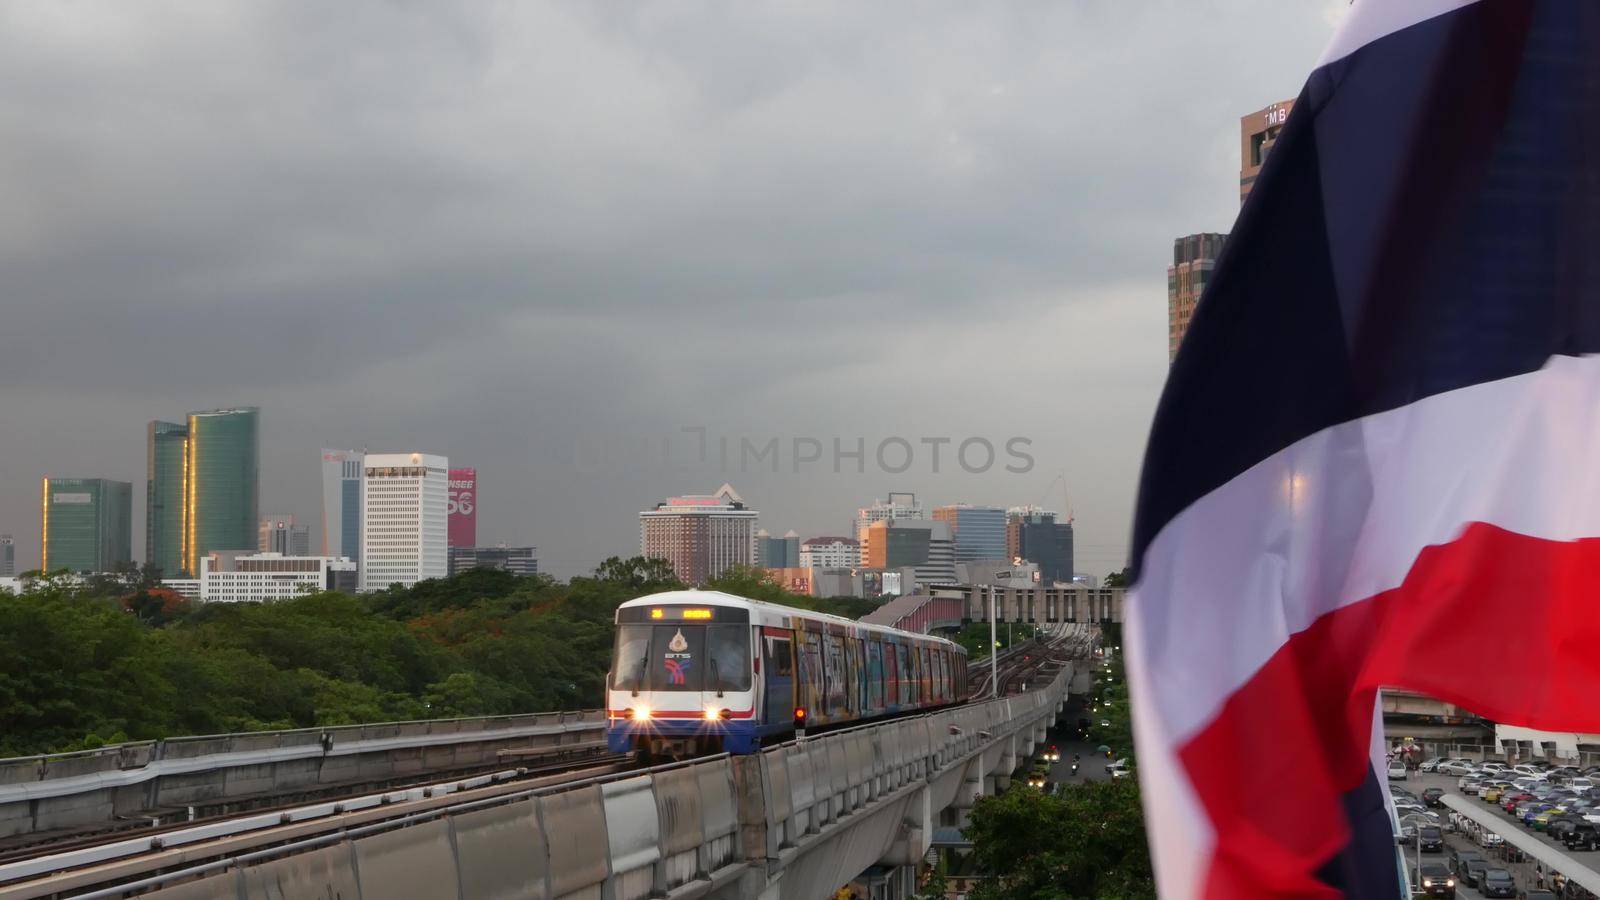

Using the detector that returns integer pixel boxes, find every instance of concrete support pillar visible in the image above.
[952,755,985,828]
[878,786,931,866]
[993,735,1017,792]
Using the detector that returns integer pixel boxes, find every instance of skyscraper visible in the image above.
[447,468,476,548]
[146,420,188,576]
[320,449,363,564]
[755,529,800,568]
[861,518,957,586]
[1006,508,1075,585]
[1168,232,1227,361]
[360,452,449,591]
[1240,99,1295,204]
[182,407,260,574]
[0,534,13,576]
[931,504,1008,562]
[259,514,311,556]
[639,484,757,585]
[854,492,922,566]
[40,477,132,573]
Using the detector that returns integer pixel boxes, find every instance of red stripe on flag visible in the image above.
[1177,521,1600,896]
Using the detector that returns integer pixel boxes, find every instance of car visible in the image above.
[1480,830,1503,848]
[1479,761,1510,773]
[1420,757,1448,773]
[1570,777,1595,791]
[1461,859,1489,889]
[1422,787,1445,807]
[1548,818,1579,842]
[1417,862,1456,897]
[1479,868,1516,898]
[1418,825,1444,852]
[1044,745,1060,763]
[1441,760,1476,775]
[1522,803,1554,826]
[1387,760,1409,780]
[1504,792,1535,812]
[1513,764,1546,779]
[1448,847,1484,876]
[1533,808,1557,830]
[1564,822,1600,851]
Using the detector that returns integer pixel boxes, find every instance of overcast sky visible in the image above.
[0,1,1346,579]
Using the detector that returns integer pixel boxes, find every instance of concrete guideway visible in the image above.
[7,664,1075,900]
[0,710,606,843]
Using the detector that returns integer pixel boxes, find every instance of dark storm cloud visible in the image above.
[0,1,1343,575]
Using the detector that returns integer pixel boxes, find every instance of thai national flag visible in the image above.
[1128,1,1600,895]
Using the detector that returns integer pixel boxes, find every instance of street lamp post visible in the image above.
[989,584,998,699]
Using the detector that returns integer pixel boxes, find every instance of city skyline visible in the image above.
[0,3,1345,581]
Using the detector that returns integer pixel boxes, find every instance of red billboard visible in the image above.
[447,468,476,548]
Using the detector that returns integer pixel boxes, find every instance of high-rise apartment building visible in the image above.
[146,420,188,576]
[799,536,860,569]
[1240,99,1295,204]
[258,514,311,556]
[360,453,449,591]
[931,504,1008,563]
[1167,232,1227,362]
[448,545,538,577]
[181,407,260,574]
[0,534,13,576]
[321,449,364,564]
[756,529,800,568]
[639,483,758,585]
[40,477,132,573]
[1006,508,1075,585]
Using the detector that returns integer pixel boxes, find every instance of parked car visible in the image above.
[1479,868,1516,898]
[1417,862,1456,898]
[1388,759,1409,780]
[1513,764,1545,779]
[1570,777,1594,791]
[1564,821,1600,851]
[1441,760,1477,775]
[1423,787,1445,807]
[1419,757,1448,773]
[1107,758,1132,779]
[1521,803,1554,826]
[1418,825,1444,852]
[1480,830,1504,848]
[1479,761,1509,773]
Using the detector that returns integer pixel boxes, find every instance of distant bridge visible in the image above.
[863,585,1125,634]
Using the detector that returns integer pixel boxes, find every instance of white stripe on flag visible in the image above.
[1318,0,1485,67]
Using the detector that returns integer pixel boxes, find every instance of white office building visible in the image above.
[199,552,357,602]
[799,536,860,569]
[360,452,449,591]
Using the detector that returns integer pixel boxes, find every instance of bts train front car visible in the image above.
[607,590,967,758]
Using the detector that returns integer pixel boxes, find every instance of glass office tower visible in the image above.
[183,407,260,574]
[146,420,188,577]
[41,477,132,573]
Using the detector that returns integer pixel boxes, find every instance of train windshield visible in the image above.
[612,623,750,693]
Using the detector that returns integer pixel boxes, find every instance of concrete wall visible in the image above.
[0,710,605,840]
[119,667,1073,900]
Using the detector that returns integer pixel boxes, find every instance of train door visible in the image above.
[762,629,795,726]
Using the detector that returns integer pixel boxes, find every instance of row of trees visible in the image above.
[0,558,863,758]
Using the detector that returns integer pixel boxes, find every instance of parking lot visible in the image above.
[1390,757,1600,898]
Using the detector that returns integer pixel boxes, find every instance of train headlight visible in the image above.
[705,707,731,722]
[631,705,652,722]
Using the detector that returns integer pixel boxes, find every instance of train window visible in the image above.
[707,625,752,692]
[612,624,651,690]
[764,634,793,676]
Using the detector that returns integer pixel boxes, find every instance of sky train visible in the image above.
[607,591,968,758]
